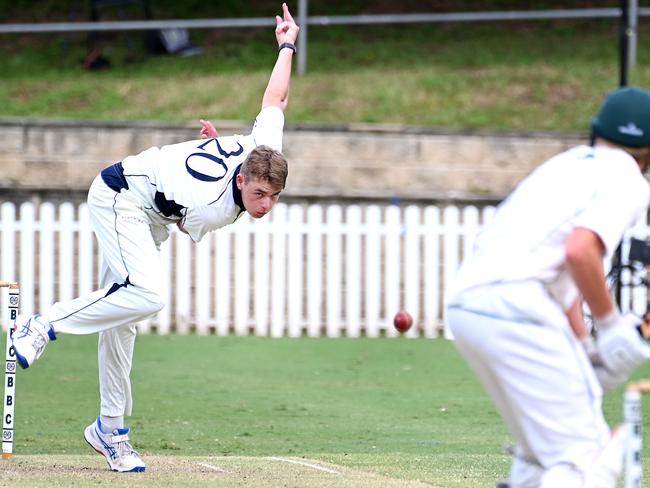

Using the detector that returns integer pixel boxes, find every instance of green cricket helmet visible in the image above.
[591,86,650,147]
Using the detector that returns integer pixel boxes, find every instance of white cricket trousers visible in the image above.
[446,306,613,488]
[46,174,166,416]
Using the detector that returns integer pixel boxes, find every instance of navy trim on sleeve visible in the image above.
[101,162,129,192]
[154,191,186,218]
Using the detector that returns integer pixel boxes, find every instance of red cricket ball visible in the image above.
[393,310,413,333]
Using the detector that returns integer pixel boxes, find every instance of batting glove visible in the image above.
[592,364,629,392]
[594,311,650,391]
[579,333,625,392]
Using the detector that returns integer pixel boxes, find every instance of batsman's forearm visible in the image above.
[566,254,615,319]
[565,228,614,319]
[567,299,589,339]
[262,49,294,111]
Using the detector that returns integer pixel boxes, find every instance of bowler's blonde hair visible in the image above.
[240,145,288,189]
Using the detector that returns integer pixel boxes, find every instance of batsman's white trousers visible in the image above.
[46,175,166,416]
[446,306,612,487]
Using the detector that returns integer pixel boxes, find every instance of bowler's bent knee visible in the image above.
[136,286,165,316]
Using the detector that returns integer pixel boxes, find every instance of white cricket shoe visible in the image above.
[84,417,146,472]
[12,314,56,369]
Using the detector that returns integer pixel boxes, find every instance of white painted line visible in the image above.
[196,461,228,474]
[267,456,339,474]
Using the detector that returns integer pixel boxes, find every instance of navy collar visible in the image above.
[232,164,245,212]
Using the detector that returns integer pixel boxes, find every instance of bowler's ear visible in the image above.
[236,173,245,190]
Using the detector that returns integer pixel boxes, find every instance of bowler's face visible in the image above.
[237,174,282,219]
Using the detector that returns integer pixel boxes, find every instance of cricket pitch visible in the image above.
[0,455,439,488]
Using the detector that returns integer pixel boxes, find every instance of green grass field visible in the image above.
[3,333,650,487]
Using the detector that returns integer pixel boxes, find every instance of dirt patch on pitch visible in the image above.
[0,455,438,488]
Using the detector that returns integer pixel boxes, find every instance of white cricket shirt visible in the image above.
[119,106,284,242]
[448,145,650,315]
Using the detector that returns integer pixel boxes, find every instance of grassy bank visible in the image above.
[0,5,649,131]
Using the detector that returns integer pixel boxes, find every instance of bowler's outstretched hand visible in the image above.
[275,3,299,46]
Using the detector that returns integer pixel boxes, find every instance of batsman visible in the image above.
[11,3,299,473]
[446,86,650,488]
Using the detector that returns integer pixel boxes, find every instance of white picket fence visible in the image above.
[1,200,648,338]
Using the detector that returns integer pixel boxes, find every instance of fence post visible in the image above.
[307,204,323,337]
[462,206,480,258]
[38,203,55,318]
[78,203,94,298]
[175,229,192,334]
[424,206,440,338]
[364,205,381,337]
[287,204,304,337]
[442,206,461,339]
[234,216,252,336]
[404,205,421,338]
[215,227,232,336]
[195,232,212,335]
[384,205,401,338]
[58,203,75,304]
[326,205,342,338]
[271,204,287,338]
[1,204,16,288]
[19,203,35,316]
[627,0,638,71]
[158,235,172,335]
[0,204,16,331]
[254,216,271,337]
[346,205,362,338]
[297,0,308,75]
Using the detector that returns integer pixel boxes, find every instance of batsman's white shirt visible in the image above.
[446,145,650,485]
[448,145,650,324]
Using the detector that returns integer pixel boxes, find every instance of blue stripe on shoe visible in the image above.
[15,316,35,340]
[33,313,56,341]
[97,426,119,461]
[14,349,30,369]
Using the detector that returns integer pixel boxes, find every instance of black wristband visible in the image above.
[278,42,296,54]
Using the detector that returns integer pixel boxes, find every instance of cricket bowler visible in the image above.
[11,3,299,472]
